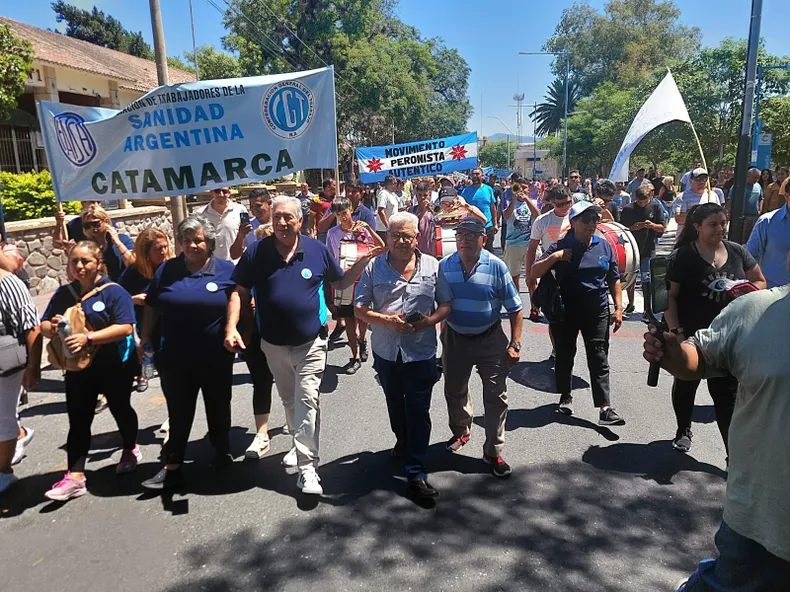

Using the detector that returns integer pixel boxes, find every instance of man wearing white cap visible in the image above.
[674,168,720,233]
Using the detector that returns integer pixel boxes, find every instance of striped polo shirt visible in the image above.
[438,250,522,335]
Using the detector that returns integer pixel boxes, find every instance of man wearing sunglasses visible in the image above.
[526,185,573,330]
[674,168,720,233]
[198,186,249,264]
[568,170,587,204]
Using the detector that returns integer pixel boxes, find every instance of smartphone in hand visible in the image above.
[240,211,250,226]
[405,312,423,324]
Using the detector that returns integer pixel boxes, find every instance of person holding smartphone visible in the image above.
[620,184,665,319]
[354,212,452,500]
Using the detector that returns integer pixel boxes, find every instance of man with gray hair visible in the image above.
[355,211,452,500]
[225,196,384,495]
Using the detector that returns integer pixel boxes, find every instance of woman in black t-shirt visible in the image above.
[665,203,766,455]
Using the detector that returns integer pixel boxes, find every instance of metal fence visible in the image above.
[0,125,48,174]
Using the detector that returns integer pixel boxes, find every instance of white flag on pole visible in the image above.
[609,71,691,182]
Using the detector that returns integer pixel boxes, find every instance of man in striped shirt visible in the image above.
[438,218,524,477]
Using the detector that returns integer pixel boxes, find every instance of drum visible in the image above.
[595,222,641,289]
[333,239,371,306]
[434,224,457,259]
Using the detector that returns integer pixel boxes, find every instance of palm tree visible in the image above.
[530,77,580,137]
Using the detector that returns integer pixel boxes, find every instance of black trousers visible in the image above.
[245,334,274,416]
[159,353,234,465]
[485,227,496,253]
[552,307,611,407]
[499,221,507,251]
[64,358,137,472]
[672,375,737,453]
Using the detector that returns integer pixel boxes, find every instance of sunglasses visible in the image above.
[83,221,102,230]
[578,213,601,224]
[554,200,573,208]
[213,189,231,195]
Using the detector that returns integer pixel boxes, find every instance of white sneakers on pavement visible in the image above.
[297,469,323,495]
[245,434,271,459]
[281,447,298,468]
[12,426,34,466]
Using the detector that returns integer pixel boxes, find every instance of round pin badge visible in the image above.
[301,268,313,280]
[92,301,106,313]
[206,281,219,293]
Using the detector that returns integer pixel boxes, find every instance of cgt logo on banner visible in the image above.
[37,67,337,202]
[356,132,478,184]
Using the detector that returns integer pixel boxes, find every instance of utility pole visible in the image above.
[188,0,200,81]
[729,0,762,244]
[149,0,187,243]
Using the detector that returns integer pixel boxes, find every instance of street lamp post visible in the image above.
[751,62,789,164]
[520,50,570,179]
[487,116,517,170]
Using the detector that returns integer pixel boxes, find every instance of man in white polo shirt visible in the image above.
[198,186,249,263]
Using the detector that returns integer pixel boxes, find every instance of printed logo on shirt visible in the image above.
[301,268,313,279]
[598,255,610,271]
[92,301,106,312]
[206,281,219,293]
[702,272,735,302]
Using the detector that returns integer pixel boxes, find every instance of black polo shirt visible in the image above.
[232,235,344,346]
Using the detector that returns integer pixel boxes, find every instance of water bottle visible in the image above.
[58,318,76,358]
[142,344,155,379]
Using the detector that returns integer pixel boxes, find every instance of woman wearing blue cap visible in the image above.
[531,201,626,426]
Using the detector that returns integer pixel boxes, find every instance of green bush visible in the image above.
[0,170,80,221]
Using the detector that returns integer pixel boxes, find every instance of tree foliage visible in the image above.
[544,0,701,96]
[0,23,33,119]
[0,170,79,222]
[184,45,243,80]
[530,77,580,137]
[479,139,517,169]
[762,96,790,167]
[222,0,472,147]
[51,1,154,59]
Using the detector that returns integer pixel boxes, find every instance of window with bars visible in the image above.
[0,125,47,174]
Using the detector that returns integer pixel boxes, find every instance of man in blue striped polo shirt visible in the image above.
[438,218,524,477]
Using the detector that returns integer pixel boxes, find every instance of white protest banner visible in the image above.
[38,67,337,202]
[609,71,691,182]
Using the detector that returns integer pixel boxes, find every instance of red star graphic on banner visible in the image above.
[450,145,468,161]
[367,158,383,173]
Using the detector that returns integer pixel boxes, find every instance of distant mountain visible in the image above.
[486,133,535,144]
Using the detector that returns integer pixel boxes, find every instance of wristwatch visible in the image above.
[86,332,93,346]
[509,342,521,352]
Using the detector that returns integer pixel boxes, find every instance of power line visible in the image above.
[221,0,363,98]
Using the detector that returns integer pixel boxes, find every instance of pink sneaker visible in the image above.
[116,446,142,475]
[45,472,87,501]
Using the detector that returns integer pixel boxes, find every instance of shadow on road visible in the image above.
[509,360,590,393]
[155,455,724,591]
[500,404,620,441]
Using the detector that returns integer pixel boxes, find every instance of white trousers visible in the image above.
[260,334,327,470]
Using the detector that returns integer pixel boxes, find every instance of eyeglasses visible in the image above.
[554,200,572,208]
[692,176,708,183]
[455,232,482,242]
[390,233,416,242]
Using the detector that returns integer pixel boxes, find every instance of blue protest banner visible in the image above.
[356,132,478,184]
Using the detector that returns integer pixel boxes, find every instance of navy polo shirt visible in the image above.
[544,230,620,310]
[232,235,344,346]
[103,234,134,281]
[146,254,236,362]
[42,277,136,366]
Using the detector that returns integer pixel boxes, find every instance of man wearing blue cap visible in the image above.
[438,218,523,477]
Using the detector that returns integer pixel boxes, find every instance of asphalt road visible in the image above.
[2,227,728,591]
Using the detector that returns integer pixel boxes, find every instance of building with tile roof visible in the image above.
[0,16,195,174]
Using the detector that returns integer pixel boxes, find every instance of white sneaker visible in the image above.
[12,426,35,466]
[297,469,323,495]
[245,434,271,459]
[281,447,298,468]
[0,472,18,494]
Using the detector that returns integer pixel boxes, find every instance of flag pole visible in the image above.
[686,118,712,197]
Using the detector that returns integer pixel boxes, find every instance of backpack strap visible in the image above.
[80,281,118,303]
[66,282,81,303]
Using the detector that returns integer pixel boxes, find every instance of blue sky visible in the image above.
[4,0,789,138]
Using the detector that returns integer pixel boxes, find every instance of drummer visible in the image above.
[326,197,385,374]
[437,187,488,223]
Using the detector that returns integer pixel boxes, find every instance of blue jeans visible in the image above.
[681,521,790,591]
[373,352,437,481]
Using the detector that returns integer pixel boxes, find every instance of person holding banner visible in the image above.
[326,196,384,374]
[80,205,136,282]
[225,196,385,496]
[53,201,102,248]
[410,181,437,257]
[461,169,498,253]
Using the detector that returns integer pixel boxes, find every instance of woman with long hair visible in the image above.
[665,203,766,455]
[119,230,173,393]
[41,242,140,501]
[759,168,774,192]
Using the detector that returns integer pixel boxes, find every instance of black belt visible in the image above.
[449,320,501,339]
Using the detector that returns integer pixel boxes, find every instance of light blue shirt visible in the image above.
[461,184,496,228]
[355,251,451,362]
[438,250,522,335]
[746,205,790,288]
[729,183,763,215]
